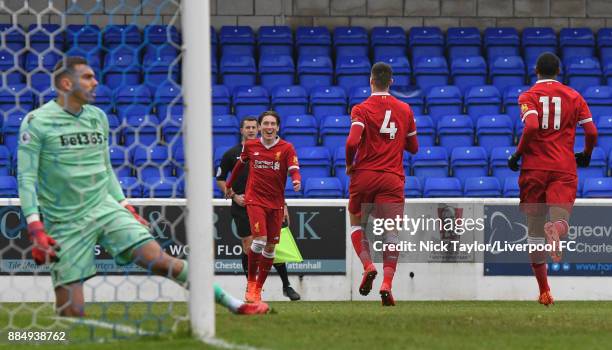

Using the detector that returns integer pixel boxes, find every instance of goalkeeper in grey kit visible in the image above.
[18,56,268,316]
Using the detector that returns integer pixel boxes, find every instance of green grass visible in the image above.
[2,301,612,349]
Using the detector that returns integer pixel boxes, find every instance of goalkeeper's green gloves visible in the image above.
[27,221,60,265]
[124,203,149,227]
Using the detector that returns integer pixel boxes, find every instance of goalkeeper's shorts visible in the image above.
[46,197,153,288]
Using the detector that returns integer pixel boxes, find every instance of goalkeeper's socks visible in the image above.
[173,259,189,286]
[382,249,399,287]
[350,227,372,269]
[274,263,290,288]
[531,263,550,294]
[214,282,243,313]
[241,254,249,278]
[256,251,275,289]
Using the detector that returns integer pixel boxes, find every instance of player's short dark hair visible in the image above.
[53,56,89,89]
[240,116,258,128]
[258,111,281,127]
[536,52,560,78]
[371,62,393,90]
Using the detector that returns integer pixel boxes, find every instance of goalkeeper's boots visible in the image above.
[237,301,269,315]
[245,281,260,303]
[538,290,554,307]
[544,222,567,263]
[359,264,378,296]
[379,281,395,306]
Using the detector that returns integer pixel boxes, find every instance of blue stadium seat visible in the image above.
[446,27,481,61]
[409,27,444,63]
[423,177,462,197]
[258,26,293,56]
[391,88,424,115]
[93,85,113,113]
[411,146,449,182]
[413,56,449,92]
[143,48,180,87]
[3,113,25,152]
[285,177,303,198]
[220,55,257,92]
[332,147,348,185]
[464,176,501,197]
[118,177,141,198]
[154,82,183,120]
[582,86,612,119]
[333,26,369,58]
[565,56,602,92]
[582,177,612,198]
[578,147,606,185]
[490,56,525,94]
[27,24,64,52]
[143,177,182,198]
[25,51,61,91]
[281,114,318,148]
[450,146,488,184]
[103,46,141,89]
[597,28,612,61]
[336,56,371,92]
[296,26,331,57]
[425,85,462,124]
[603,57,612,86]
[560,28,595,61]
[484,28,520,61]
[414,115,435,146]
[212,114,240,149]
[0,85,32,116]
[320,115,351,150]
[124,115,160,146]
[212,85,231,115]
[404,176,422,198]
[66,24,101,50]
[376,56,411,89]
[144,25,181,45]
[304,177,343,198]
[502,176,519,197]
[490,146,517,182]
[298,55,333,92]
[144,43,180,58]
[272,85,308,117]
[220,26,255,57]
[514,118,524,142]
[371,27,407,59]
[102,24,140,49]
[114,85,152,120]
[110,146,132,177]
[297,146,331,179]
[465,85,502,123]
[0,176,18,197]
[349,86,370,110]
[503,86,529,123]
[259,55,295,90]
[522,27,557,64]
[133,145,172,181]
[450,56,487,94]
[214,146,231,169]
[597,116,612,154]
[437,115,474,153]
[476,114,513,154]
[0,24,25,52]
[309,86,347,123]
[0,50,23,83]
[233,86,270,121]
[0,146,10,176]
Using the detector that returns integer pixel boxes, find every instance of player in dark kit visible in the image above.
[225,111,301,303]
[216,116,301,301]
[508,52,598,306]
[345,62,419,306]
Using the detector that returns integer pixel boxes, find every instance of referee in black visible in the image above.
[216,116,301,301]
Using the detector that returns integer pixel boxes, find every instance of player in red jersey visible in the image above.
[508,52,598,306]
[345,62,419,306]
[226,111,301,303]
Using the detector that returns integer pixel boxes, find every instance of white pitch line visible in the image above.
[202,337,268,350]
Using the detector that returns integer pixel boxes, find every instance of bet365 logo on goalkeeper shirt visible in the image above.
[60,132,105,147]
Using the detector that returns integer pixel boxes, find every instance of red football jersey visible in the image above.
[350,92,416,177]
[518,79,593,175]
[239,137,299,209]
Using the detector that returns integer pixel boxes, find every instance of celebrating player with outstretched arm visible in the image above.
[18,56,268,316]
[345,62,419,306]
[225,111,301,304]
[508,52,598,306]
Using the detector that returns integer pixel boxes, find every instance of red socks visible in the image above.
[531,263,550,294]
[351,227,372,269]
[247,247,261,283]
[256,253,275,289]
[383,250,399,287]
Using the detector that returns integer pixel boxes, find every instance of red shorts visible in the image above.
[348,169,405,219]
[519,169,578,216]
[246,204,283,244]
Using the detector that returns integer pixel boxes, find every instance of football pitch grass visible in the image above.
[2,301,612,350]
